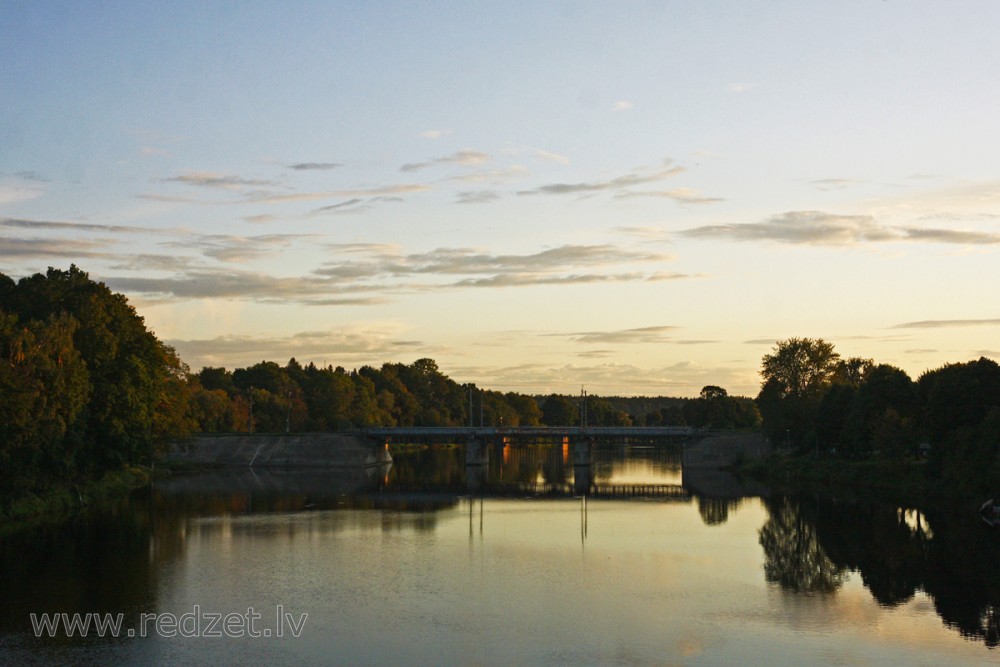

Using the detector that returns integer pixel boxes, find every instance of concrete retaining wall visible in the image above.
[165,433,392,468]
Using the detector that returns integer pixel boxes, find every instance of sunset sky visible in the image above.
[2,1,999,396]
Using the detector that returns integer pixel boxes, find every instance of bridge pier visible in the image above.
[572,438,593,466]
[465,436,489,466]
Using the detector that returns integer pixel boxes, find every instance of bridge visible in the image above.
[354,425,694,443]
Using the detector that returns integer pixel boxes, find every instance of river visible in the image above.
[2,444,998,665]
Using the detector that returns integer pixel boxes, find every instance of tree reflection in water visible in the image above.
[758,497,847,594]
[758,493,1000,648]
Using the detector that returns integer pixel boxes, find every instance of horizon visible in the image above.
[3,2,999,397]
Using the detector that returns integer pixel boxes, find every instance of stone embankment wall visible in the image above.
[682,432,770,469]
[164,433,392,468]
[682,432,771,499]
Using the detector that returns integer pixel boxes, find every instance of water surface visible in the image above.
[2,444,998,665]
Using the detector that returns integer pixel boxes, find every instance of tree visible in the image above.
[6,266,174,469]
[757,338,840,450]
[541,394,579,426]
[842,364,917,459]
[0,310,89,491]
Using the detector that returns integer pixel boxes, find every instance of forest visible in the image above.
[756,337,1000,491]
[2,267,999,506]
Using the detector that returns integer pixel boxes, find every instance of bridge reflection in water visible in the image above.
[362,425,766,503]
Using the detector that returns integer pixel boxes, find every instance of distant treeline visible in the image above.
[0,267,756,508]
[186,360,760,434]
[757,337,1000,491]
[6,267,999,507]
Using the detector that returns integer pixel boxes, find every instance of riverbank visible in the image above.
[0,465,152,535]
[738,454,981,509]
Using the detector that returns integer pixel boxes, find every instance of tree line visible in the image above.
[757,337,1000,489]
[185,362,760,433]
[0,267,758,507]
[13,267,1000,504]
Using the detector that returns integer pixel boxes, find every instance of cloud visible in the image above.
[243,214,280,224]
[450,360,760,397]
[108,254,198,271]
[612,100,634,111]
[164,233,313,263]
[744,338,779,345]
[1,217,155,234]
[250,184,430,207]
[617,187,723,205]
[288,162,341,171]
[104,243,678,305]
[400,149,491,173]
[501,146,571,164]
[614,226,671,241]
[455,191,501,204]
[0,236,114,259]
[163,171,279,190]
[168,326,432,370]
[420,129,451,139]
[891,318,1000,329]
[899,228,1000,244]
[728,83,757,93]
[313,198,368,214]
[680,211,1000,246]
[681,211,894,245]
[810,178,858,191]
[105,270,387,305]
[554,325,680,344]
[518,162,683,196]
[0,182,45,205]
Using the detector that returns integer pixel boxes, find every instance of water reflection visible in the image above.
[3,444,1000,660]
[758,494,1000,648]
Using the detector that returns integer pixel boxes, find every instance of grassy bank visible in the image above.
[0,465,152,534]
[738,455,976,509]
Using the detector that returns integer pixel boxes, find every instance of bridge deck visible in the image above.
[355,426,694,440]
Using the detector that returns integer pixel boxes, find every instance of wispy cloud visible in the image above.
[164,233,314,263]
[891,318,1000,329]
[682,210,1000,246]
[0,182,45,205]
[554,325,680,344]
[288,162,341,171]
[1,217,155,234]
[102,242,682,305]
[420,129,451,139]
[616,187,723,205]
[452,360,759,397]
[810,178,858,191]
[456,191,501,204]
[243,214,280,224]
[400,149,491,173]
[501,146,571,164]
[0,237,114,259]
[612,100,634,112]
[105,270,388,305]
[728,83,757,93]
[163,171,279,190]
[168,326,432,370]
[518,161,683,197]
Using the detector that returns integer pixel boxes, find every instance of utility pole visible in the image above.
[249,386,254,434]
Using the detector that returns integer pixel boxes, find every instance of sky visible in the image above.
[2,1,1000,397]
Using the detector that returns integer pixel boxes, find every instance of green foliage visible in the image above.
[0,266,192,510]
[540,394,580,426]
[758,338,840,450]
